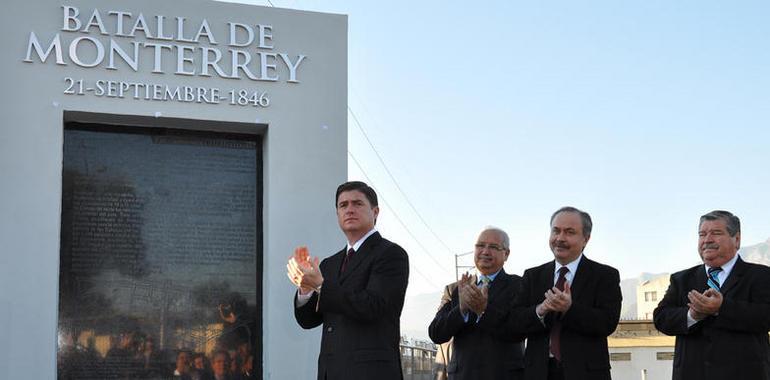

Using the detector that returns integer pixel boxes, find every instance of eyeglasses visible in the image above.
[474,243,506,252]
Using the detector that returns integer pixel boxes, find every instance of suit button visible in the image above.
[327,327,333,332]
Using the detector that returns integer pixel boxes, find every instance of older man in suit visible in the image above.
[508,206,621,380]
[287,181,409,380]
[428,227,525,380]
[654,210,770,380]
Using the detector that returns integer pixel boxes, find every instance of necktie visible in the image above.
[479,275,491,287]
[341,248,355,273]
[554,266,569,291]
[550,266,570,361]
[707,267,723,292]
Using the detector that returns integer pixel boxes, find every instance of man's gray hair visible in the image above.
[480,226,510,250]
[700,210,741,237]
[550,206,593,237]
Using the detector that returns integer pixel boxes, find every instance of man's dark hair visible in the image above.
[550,206,593,237]
[335,181,378,207]
[700,210,741,237]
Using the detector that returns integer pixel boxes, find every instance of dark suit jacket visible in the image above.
[653,256,770,380]
[294,232,410,380]
[428,270,525,380]
[509,256,621,380]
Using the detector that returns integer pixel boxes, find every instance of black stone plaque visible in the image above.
[58,123,261,380]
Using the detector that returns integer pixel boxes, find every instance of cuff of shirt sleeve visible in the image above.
[536,308,546,326]
[295,290,314,308]
[686,309,699,328]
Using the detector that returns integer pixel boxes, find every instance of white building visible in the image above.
[636,274,670,320]
[609,321,675,380]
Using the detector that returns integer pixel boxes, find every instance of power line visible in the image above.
[348,150,451,273]
[348,151,451,287]
[348,107,455,255]
[262,0,450,286]
[348,154,441,290]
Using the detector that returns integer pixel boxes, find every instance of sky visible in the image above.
[230,0,770,296]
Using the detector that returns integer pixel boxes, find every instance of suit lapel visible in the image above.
[338,232,383,283]
[540,262,555,293]
[326,247,346,283]
[487,270,510,303]
[570,256,592,301]
[539,262,556,325]
[689,265,708,293]
[720,256,746,295]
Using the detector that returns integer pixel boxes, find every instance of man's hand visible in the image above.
[287,246,324,294]
[465,282,488,315]
[457,273,473,314]
[688,288,722,319]
[535,301,551,318]
[543,281,572,313]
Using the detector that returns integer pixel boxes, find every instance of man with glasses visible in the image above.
[508,206,621,380]
[428,227,525,380]
[654,210,770,380]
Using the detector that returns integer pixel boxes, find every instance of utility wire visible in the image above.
[348,150,452,274]
[349,151,447,288]
[263,0,448,290]
[348,107,455,254]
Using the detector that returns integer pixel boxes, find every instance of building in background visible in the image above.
[636,275,670,320]
[608,320,675,380]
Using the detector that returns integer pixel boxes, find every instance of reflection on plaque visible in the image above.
[58,125,261,380]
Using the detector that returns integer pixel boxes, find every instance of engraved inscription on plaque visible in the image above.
[58,126,260,379]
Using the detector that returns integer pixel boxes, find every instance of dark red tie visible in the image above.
[550,266,569,361]
[341,248,355,273]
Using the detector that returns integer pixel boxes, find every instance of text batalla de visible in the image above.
[23,5,308,83]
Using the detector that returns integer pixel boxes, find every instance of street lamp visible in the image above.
[454,251,474,281]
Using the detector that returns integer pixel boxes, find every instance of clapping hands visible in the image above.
[687,288,722,320]
[536,282,573,317]
[287,246,324,295]
[458,273,488,316]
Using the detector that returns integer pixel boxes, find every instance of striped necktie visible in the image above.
[707,267,723,292]
[478,275,491,287]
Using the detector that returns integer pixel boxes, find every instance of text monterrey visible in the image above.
[23,5,308,83]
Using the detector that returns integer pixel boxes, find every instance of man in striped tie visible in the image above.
[654,210,770,380]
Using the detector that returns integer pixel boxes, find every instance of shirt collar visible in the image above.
[347,227,377,252]
[554,253,583,277]
[704,252,739,277]
[476,268,503,284]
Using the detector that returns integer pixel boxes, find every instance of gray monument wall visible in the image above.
[0,0,347,378]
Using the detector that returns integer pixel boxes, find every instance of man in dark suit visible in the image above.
[428,227,525,379]
[287,181,410,380]
[654,210,770,380]
[509,206,621,380]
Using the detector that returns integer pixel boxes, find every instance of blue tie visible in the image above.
[707,267,723,292]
